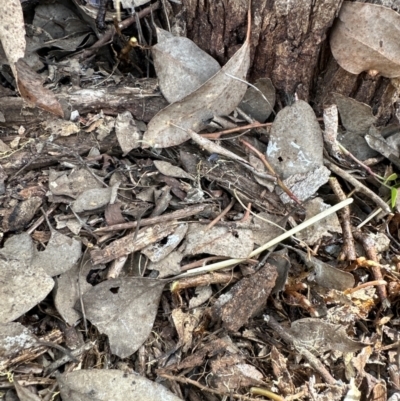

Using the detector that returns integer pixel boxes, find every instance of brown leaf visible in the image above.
[330,2,400,77]
[15,59,64,117]
[143,11,251,148]
[152,27,221,103]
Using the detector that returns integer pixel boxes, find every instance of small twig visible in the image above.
[26,203,59,235]
[264,315,337,385]
[206,198,235,230]
[329,177,356,261]
[180,256,228,272]
[239,202,252,222]
[171,271,241,292]
[79,1,161,60]
[200,122,271,139]
[352,231,388,304]
[173,125,276,182]
[94,204,208,233]
[240,139,302,205]
[337,142,383,179]
[324,158,391,215]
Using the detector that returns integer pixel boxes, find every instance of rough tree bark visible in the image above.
[179,0,398,124]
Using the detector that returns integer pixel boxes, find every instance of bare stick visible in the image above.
[324,158,391,215]
[329,177,356,260]
[94,204,208,233]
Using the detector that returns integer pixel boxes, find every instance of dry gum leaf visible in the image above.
[78,278,166,358]
[330,2,400,77]
[143,10,251,148]
[0,0,25,76]
[152,27,221,103]
[16,59,64,117]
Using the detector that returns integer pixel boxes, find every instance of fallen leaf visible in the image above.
[153,160,193,179]
[152,27,221,103]
[48,168,104,199]
[148,250,183,278]
[58,369,182,401]
[290,318,364,353]
[31,228,82,276]
[0,234,54,324]
[142,223,188,262]
[288,246,355,291]
[0,322,36,358]
[295,198,342,246]
[333,93,376,135]
[14,378,42,401]
[266,100,324,179]
[143,11,251,148]
[115,111,142,155]
[54,258,94,325]
[0,0,25,76]
[183,222,253,259]
[239,78,275,122]
[330,2,400,77]
[78,278,165,358]
[72,186,113,213]
[15,59,64,117]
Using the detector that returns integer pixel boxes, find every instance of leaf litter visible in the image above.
[1,1,400,401]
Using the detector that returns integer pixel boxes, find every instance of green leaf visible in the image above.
[391,187,398,209]
[384,173,398,184]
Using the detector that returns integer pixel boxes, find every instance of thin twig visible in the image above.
[240,139,302,205]
[329,177,356,260]
[79,1,161,60]
[324,158,391,215]
[352,230,388,304]
[200,122,271,139]
[94,204,208,233]
[206,198,235,230]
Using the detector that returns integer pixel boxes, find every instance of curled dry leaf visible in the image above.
[153,160,193,179]
[152,27,221,103]
[330,2,400,77]
[15,59,64,117]
[143,11,251,148]
[0,0,25,76]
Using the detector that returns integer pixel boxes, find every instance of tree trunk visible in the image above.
[179,0,398,124]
